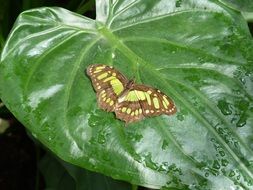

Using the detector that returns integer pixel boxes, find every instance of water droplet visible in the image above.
[240,77,246,84]
[102,154,110,161]
[205,172,209,177]
[212,160,220,169]
[236,116,247,127]
[162,140,169,150]
[217,127,225,135]
[237,175,241,180]
[98,133,106,144]
[176,0,182,7]
[176,113,184,121]
[198,57,205,63]
[247,180,253,186]
[238,100,249,109]
[224,135,230,143]
[219,150,225,157]
[158,164,167,172]
[89,137,96,144]
[211,138,216,142]
[144,153,158,170]
[221,159,229,166]
[134,134,143,142]
[211,169,220,176]
[234,141,239,148]
[88,158,97,169]
[217,99,232,115]
[229,170,235,177]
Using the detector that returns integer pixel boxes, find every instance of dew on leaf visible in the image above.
[219,150,225,157]
[247,180,253,186]
[210,169,220,176]
[234,141,239,149]
[98,132,107,144]
[102,153,110,161]
[212,160,221,169]
[205,172,209,177]
[128,133,143,142]
[221,159,229,167]
[176,0,182,7]
[217,99,232,115]
[236,114,247,128]
[89,137,96,144]
[162,140,169,150]
[229,170,236,177]
[198,57,205,63]
[158,164,167,172]
[88,158,97,169]
[211,138,216,142]
[144,153,159,170]
[238,99,249,110]
[176,113,184,121]
[240,77,246,84]
[217,126,225,135]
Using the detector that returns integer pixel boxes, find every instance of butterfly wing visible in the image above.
[115,100,145,124]
[86,64,128,112]
[115,84,176,123]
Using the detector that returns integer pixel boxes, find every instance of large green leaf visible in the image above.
[1,0,253,189]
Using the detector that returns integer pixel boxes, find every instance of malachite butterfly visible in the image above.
[86,64,176,124]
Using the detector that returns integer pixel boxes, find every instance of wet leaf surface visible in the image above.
[1,0,253,189]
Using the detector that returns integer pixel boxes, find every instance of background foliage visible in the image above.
[0,0,253,190]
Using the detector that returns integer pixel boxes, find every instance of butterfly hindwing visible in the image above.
[115,85,176,123]
[133,85,176,116]
[115,97,144,123]
[87,64,128,112]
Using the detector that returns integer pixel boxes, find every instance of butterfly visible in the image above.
[86,64,176,124]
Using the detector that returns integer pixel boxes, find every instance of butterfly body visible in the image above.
[86,64,176,124]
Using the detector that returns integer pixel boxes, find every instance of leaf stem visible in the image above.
[242,12,253,22]
[0,30,5,53]
[98,26,143,81]
[131,184,138,190]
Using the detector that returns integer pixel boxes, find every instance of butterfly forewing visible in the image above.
[86,64,128,112]
[115,101,144,123]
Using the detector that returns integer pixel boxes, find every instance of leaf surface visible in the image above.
[219,0,253,12]
[39,153,131,190]
[1,0,253,189]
